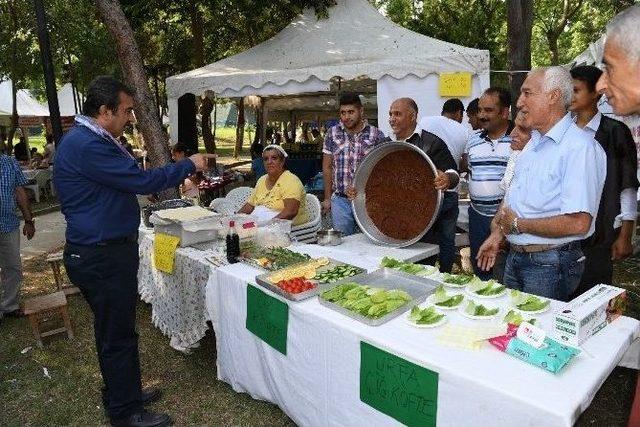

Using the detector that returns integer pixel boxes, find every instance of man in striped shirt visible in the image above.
[465,87,513,279]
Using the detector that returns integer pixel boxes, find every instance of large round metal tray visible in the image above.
[351,142,443,247]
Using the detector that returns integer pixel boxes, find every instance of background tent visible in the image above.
[57,83,83,117]
[0,79,49,128]
[166,0,490,141]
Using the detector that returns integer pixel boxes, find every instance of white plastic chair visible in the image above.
[291,194,321,243]
[210,186,253,214]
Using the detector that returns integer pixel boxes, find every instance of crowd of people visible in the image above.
[0,6,639,427]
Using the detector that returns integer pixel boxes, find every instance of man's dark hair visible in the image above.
[83,76,135,118]
[466,98,479,114]
[442,98,464,114]
[172,141,188,154]
[570,65,603,93]
[483,87,512,109]
[339,92,362,107]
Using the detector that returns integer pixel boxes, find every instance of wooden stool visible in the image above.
[46,252,80,295]
[23,291,74,347]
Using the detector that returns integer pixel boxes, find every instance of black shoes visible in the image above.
[110,409,172,427]
[141,388,162,406]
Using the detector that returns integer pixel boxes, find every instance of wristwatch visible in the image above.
[510,217,521,235]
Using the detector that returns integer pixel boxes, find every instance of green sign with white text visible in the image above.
[360,341,438,427]
[246,284,288,355]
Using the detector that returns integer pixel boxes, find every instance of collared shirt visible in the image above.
[505,113,607,245]
[582,111,603,137]
[419,116,470,168]
[322,122,385,194]
[466,127,512,216]
[0,154,28,233]
[54,118,196,245]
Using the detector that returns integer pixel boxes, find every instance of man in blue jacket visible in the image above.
[54,76,210,427]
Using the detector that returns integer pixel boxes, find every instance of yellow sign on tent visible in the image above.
[154,233,181,274]
[439,72,472,97]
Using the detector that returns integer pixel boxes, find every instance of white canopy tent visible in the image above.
[57,82,83,117]
[166,0,490,141]
[0,79,49,118]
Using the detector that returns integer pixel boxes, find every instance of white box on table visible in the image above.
[554,284,627,346]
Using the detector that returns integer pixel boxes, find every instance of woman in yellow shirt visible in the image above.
[238,145,309,225]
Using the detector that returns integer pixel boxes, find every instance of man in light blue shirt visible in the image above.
[477,66,607,301]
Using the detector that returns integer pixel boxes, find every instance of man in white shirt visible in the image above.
[570,65,638,295]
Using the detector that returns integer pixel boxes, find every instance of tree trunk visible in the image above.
[507,0,534,116]
[200,96,216,153]
[547,33,560,65]
[212,99,217,145]
[188,0,204,68]
[94,0,178,199]
[234,97,245,158]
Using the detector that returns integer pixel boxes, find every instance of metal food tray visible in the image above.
[318,268,437,326]
[238,248,311,272]
[254,258,368,302]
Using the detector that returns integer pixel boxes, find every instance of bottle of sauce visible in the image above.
[226,220,240,263]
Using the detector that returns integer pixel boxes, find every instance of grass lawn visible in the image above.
[2,249,639,425]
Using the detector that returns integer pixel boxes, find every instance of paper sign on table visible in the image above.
[246,284,289,355]
[439,72,472,97]
[360,341,438,427]
[153,233,181,274]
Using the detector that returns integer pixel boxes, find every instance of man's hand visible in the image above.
[434,170,450,191]
[497,206,517,234]
[476,231,504,271]
[321,199,331,214]
[611,233,633,261]
[189,153,217,171]
[345,186,358,201]
[23,222,35,240]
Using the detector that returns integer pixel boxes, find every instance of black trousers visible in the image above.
[572,244,613,299]
[64,241,142,420]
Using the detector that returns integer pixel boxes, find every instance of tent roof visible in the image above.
[571,35,605,66]
[58,83,81,116]
[166,0,489,99]
[0,79,49,117]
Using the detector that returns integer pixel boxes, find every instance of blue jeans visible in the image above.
[468,206,493,280]
[422,192,458,273]
[503,241,585,301]
[331,194,356,235]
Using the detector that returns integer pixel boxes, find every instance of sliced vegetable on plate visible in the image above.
[407,305,446,327]
[467,277,507,297]
[510,290,551,313]
[320,283,413,319]
[503,309,537,326]
[441,273,475,287]
[462,300,500,319]
[380,257,426,275]
[314,264,364,283]
[427,285,464,309]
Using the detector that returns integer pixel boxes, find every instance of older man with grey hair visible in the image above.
[477,66,607,301]
[596,6,640,116]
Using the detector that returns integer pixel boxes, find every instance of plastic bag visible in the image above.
[489,324,580,374]
[256,219,292,247]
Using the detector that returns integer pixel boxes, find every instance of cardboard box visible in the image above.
[554,285,627,346]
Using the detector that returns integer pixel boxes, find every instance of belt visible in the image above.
[334,192,348,198]
[96,233,139,246]
[510,241,580,253]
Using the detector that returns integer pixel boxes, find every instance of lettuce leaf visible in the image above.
[464,300,498,316]
[442,273,475,285]
[380,257,425,275]
[503,310,537,326]
[468,278,506,295]
[432,285,464,307]
[510,290,550,311]
[408,305,444,325]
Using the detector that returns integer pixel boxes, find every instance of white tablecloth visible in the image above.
[138,231,437,350]
[205,245,640,427]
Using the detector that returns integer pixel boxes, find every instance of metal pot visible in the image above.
[351,142,443,248]
[317,229,343,246]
